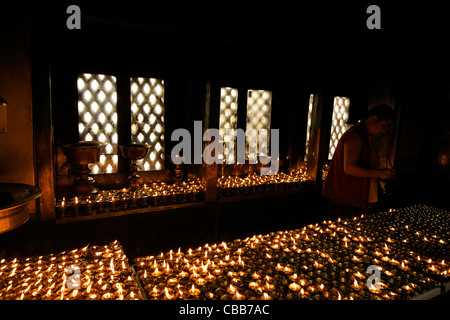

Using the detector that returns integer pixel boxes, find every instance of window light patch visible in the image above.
[77,73,118,174]
[328,96,350,160]
[130,77,165,171]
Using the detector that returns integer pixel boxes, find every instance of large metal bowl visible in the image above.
[63,141,105,164]
[0,183,42,234]
[119,143,150,161]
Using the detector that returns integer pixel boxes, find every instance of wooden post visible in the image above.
[31,9,56,221]
[201,80,220,242]
[306,91,334,192]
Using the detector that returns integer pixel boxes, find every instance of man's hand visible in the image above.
[378,169,396,180]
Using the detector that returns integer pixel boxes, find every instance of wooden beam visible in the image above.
[35,128,56,221]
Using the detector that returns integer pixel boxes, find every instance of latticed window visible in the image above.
[246,89,272,160]
[77,73,165,174]
[77,73,118,174]
[328,96,350,160]
[130,77,165,171]
[219,87,238,163]
[304,94,314,161]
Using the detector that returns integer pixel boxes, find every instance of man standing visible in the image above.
[322,104,396,220]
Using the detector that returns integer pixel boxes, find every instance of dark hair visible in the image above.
[365,104,396,122]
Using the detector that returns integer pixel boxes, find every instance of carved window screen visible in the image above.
[77,73,118,174]
[245,89,272,160]
[328,96,350,160]
[130,77,165,171]
[219,87,238,163]
[304,94,314,161]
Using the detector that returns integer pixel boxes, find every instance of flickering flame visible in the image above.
[229,284,236,294]
[164,287,171,299]
[110,258,115,273]
[337,291,342,300]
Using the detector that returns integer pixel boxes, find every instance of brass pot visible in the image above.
[119,143,150,161]
[63,141,105,164]
[0,183,42,234]
[63,141,106,194]
[119,144,150,190]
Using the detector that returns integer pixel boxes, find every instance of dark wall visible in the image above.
[44,1,407,168]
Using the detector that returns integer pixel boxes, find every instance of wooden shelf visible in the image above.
[55,184,314,225]
[55,201,206,224]
[217,187,313,203]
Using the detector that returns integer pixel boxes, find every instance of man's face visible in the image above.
[368,116,392,137]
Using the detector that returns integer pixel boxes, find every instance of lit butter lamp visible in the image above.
[0,96,6,133]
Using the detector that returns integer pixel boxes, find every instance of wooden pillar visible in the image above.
[306,91,334,192]
[201,80,220,242]
[31,7,56,222]
[116,73,131,174]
